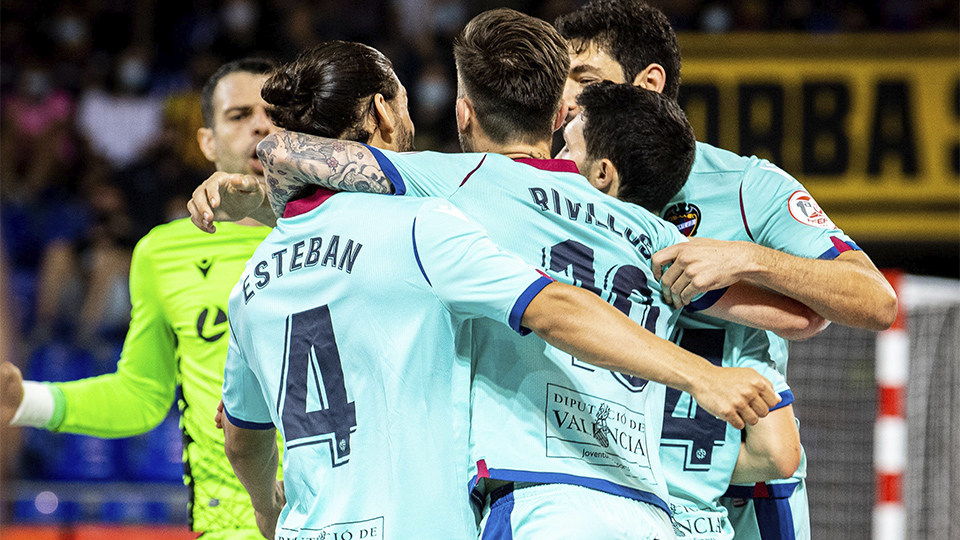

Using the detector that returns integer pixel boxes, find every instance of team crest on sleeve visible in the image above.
[788,190,836,229]
[662,202,701,237]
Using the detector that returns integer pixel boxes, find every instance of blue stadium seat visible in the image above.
[122,407,184,483]
[22,344,123,481]
[13,491,81,523]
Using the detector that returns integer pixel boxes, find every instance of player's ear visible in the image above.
[197,127,218,164]
[553,98,569,133]
[456,97,474,134]
[592,158,619,196]
[371,93,395,137]
[633,64,666,94]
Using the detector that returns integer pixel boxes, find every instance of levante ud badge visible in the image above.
[663,202,701,237]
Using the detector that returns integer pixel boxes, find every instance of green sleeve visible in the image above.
[51,236,178,438]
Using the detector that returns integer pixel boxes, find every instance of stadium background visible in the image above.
[0,0,956,539]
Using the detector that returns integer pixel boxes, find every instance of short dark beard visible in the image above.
[396,120,416,152]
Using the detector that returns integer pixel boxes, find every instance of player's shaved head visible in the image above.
[555,0,681,100]
[579,82,694,211]
[261,41,401,144]
[454,8,569,146]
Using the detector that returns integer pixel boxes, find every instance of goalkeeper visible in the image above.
[1,58,280,540]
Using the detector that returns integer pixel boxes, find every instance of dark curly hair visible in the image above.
[555,0,682,100]
[579,81,694,211]
[261,41,399,142]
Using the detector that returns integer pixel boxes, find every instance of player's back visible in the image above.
[224,192,512,540]
[371,148,699,513]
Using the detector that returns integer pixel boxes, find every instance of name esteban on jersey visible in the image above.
[527,187,654,259]
[242,234,363,304]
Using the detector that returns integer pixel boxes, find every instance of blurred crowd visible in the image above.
[1,0,957,356]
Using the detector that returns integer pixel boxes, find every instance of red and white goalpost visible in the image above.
[873,271,907,540]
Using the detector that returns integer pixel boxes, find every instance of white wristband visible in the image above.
[10,381,55,428]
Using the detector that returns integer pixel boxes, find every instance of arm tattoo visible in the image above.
[258,132,394,214]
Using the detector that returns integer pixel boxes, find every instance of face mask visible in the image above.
[700,5,733,33]
[53,16,89,47]
[119,59,149,92]
[223,1,258,33]
[417,79,451,113]
[24,71,52,98]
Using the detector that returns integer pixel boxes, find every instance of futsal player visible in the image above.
[558,81,803,540]
[216,40,785,540]
[554,2,897,538]
[194,12,825,539]
[3,58,284,540]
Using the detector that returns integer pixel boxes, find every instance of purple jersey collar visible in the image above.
[513,157,580,174]
[283,186,338,218]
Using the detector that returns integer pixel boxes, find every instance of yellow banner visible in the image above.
[676,33,959,241]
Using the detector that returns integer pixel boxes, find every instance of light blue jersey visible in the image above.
[364,146,724,521]
[222,190,552,540]
[660,142,859,540]
[663,325,792,539]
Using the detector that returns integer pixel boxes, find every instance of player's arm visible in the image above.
[416,200,781,430]
[697,280,829,341]
[521,283,779,429]
[649,226,828,341]
[222,318,284,539]
[188,172,276,233]
[741,246,894,331]
[729,404,802,484]
[189,132,391,233]
[258,131,394,216]
[654,157,898,333]
[223,414,284,540]
[653,237,895,331]
[6,239,177,436]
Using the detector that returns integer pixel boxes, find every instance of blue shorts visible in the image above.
[719,480,810,540]
[479,483,674,540]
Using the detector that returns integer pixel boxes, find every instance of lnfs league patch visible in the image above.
[788,190,836,229]
[662,202,701,237]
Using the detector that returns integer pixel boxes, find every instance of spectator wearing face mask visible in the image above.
[76,48,163,169]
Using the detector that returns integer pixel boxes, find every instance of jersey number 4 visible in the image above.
[662,328,726,470]
[279,305,357,467]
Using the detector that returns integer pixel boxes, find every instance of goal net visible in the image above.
[787,274,960,540]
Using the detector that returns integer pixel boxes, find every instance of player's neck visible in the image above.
[463,125,552,160]
[490,141,553,161]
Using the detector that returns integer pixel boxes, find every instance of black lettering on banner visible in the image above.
[679,84,720,147]
[868,81,918,176]
[952,80,959,177]
[802,82,850,175]
[738,84,784,164]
